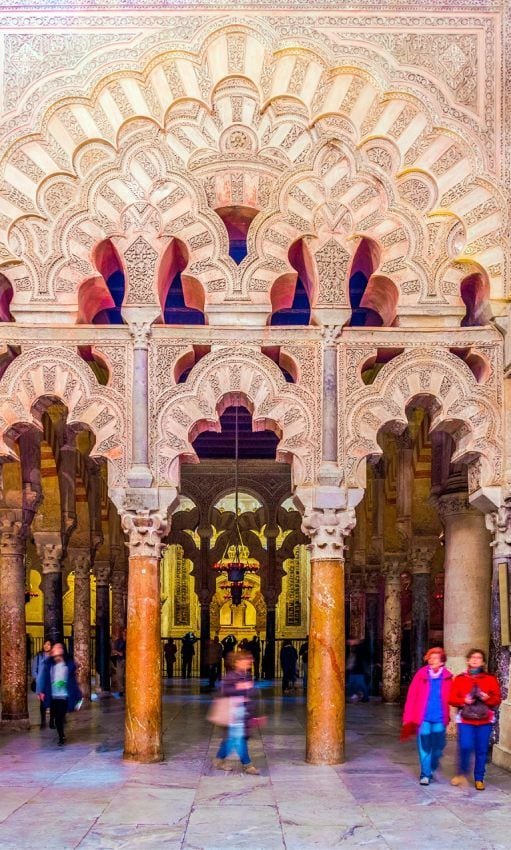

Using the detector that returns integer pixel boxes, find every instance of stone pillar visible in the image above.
[110,546,127,637]
[122,511,169,763]
[485,497,511,698]
[438,492,492,674]
[94,560,111,693]
[322,327,338,464]
[298,491,356,764]
[396,432,413,548]
[382,555,402,703]
[34,531,64,644]
[0,509,30,728]
[411,538,437,673]
[58,427,77,551]
[69,547,92,701]
[197,526,213,677]
[365,570,381,695]
[127,322,153,488]
[263,524,280,679]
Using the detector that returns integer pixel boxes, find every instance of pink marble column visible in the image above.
[299,493,356,765]
[0,509,30,728]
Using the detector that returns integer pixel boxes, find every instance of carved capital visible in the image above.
[410,537,438,575]
[94,560,111,586]
[128,320,152,350]
[0,508,25,556]
[121,510,170,559]
[33,531,63,574]
[322,324,341,348]
[67,547,91,578]
[436,491,470,519]
[382,553,404,582]
[486,491,511,559]
[301,506,356,561]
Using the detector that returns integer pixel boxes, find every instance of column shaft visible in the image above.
[440,494,491,673]
[307,558,345,763]
[72,551,91,701]
[43,570,64,644]
[265,607,276,678]
[412,572,429,673]
[95,582,111,692]
[382,569,401,703]
[124,554,162,762]
[0,513,29,727]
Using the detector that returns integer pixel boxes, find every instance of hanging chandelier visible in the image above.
[212,404,260,605]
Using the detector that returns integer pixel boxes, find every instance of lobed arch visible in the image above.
[345,348,502,493]
[0,22,506,323]
[0,346,127,488]
[155,348,318,491]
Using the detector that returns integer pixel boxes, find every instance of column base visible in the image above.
[492,743,511,772]
[123,749,164,764]
[0,717,31,731]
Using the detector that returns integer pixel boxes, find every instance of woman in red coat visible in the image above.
[402,647,452,785]
[449,648,501,790]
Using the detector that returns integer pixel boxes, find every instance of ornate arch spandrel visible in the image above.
[0,345,127,487]
[344,347,502,494]
[155,347,318,490]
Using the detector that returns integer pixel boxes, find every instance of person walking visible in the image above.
[401,646,453,785]
[36,643,81,746]
[299,637,309,691]
[248,635,261,680]
[280,639,298,694]
[449,648,501,790]
[181,632,197,679]
[206,635,223,689]
[110,627,126,697]
[164,638,177,679]
[347,639,370,702]
[32,639,53,729]
[212,650,259,774]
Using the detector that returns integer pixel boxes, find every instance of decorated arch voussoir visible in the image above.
[344,348,502,492]
[0,346,127,486]
[155,347,317,489]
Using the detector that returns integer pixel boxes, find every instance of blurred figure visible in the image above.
[280,640,298,694]
[36,642,81,746]
[346,639,370,702]
[206,635,223,689]
[299,637,309,691]
[212,650,259,774]
[164,637,177,679]
[32,639,53,729]
[401,647,452,785]
[262,640,274,680]
[248,635,261,680]
[181,632,197,678]
[111,627,126,697]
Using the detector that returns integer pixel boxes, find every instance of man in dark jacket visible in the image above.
[280,640,298,693]
[36,643,82,746]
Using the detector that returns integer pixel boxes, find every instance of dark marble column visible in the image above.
[94,560,111,693]
[0,509,30,728]
[365,571,381,695]
[411,539,437,674]
[34,532,64,643]
[69,547,92,701]
[382,555,402,703]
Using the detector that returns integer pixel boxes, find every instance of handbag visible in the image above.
[207,696,233,727]
[460,687,490,721]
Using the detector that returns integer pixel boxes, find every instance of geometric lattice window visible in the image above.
[285,549,302,626]
[174,545,190,626]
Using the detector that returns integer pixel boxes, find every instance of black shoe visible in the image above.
[58,738,65,746]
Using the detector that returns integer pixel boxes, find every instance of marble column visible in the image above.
[94,560,111,693]
[122,511,168,763]
[438,492,492,674]
[110,546,127,637]
[58,427,77,551]
[396,432,413,547]
[485,498,511,699]
[322,328,338,464]
[382,555,402,703]
[365,570,381,695]
[0,509,30,728]
[69,547,92,701]
[264,524,280,679]
[411,539,437,673]
[34,531,64,644]
[197,526,213,677]
[299,496,356,764]
[126,321,153,488]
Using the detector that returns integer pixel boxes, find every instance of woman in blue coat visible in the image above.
[36,643,82,745]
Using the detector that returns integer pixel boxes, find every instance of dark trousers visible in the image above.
[208,663,220,688]
[165,662,174,678]
[51,698,67,742]
[282,672,296,692]
[458,722,492,781]
[183,658,193,678]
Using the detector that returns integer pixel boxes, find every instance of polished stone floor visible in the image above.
[1,682,511,849]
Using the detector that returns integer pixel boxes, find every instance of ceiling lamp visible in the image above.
[212,404,259,605]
